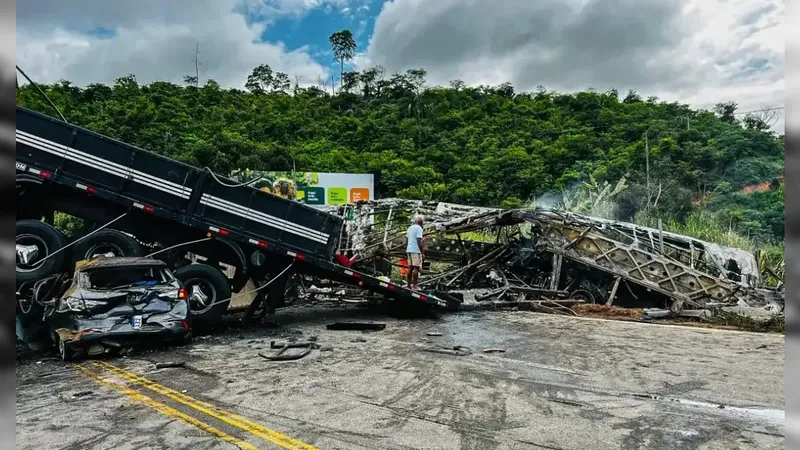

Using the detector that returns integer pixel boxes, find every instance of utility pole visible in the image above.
[193,43,201,86]
[293,75,302,95]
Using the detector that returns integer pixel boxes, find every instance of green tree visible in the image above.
[714,101,738,124]
[328,29,357,93]
[245,64,274,94]
[272,72,291,93]
[341,71,360,93]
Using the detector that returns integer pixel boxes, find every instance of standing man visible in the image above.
[406,215,425,289]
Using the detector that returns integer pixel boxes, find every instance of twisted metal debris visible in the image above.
[324,199,783,316]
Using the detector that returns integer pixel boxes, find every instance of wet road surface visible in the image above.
[16,307,785,449]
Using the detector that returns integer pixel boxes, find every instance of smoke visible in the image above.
[526,177,629,221]
[525,180,584,211]
[531,191,563,210]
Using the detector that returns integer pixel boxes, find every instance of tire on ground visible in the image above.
[173,264,232,327]
[73,229,142,262]
[16,220,67,285]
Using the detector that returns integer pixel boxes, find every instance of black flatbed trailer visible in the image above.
[15,105,450,317]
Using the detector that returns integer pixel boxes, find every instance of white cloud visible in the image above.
[16,0,335,88]
[16,0,786,132]
[362,0,785,131]
[240,0,350,19]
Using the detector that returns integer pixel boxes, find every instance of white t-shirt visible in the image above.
[406,224,423,253]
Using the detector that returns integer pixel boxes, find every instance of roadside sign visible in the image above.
[229,170,374,206]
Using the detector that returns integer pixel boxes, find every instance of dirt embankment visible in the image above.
[571,304,644,320]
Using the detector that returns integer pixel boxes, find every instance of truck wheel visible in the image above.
[16,220,66,285]
[174,264,231,326]
[569,289,597,304]
[73,229,142,261]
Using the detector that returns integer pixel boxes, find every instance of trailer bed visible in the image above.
[15,106,451,310]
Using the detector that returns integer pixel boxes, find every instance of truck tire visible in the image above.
[16,220,66,285]
[73,229,142,261]
[174,264,231,327]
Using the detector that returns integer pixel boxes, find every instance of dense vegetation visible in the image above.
[16,63,784,254]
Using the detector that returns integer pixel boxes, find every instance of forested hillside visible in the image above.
[16,66,784,247]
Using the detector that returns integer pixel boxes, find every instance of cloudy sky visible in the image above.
[16,0,785,131]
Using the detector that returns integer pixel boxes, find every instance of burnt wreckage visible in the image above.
[322,199,783,315]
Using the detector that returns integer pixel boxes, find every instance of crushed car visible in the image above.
[37,257,192,361]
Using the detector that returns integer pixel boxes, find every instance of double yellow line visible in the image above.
[79,361,318,450]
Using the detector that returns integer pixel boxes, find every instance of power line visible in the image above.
[16,65,68,123]
[733,106,784,116]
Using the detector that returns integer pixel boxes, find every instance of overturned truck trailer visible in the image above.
[327,199,783,314]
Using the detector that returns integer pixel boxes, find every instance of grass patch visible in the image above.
[635,210,756,251]
[709,311,785,333]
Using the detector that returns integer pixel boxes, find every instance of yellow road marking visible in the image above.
[75,364,258,450]
[93,361,318,450]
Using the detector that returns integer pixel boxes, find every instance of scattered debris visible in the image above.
[71,390,93,398]
[677,309,714,320]
[549,398,586,408]
[422,345,472,356]
[643,308,671,319]
[258,341,320,361]
[155,362,186,369]
[326,322,386,331]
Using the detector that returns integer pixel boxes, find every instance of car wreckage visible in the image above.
[313,199,784,318]
[19,257,192,360]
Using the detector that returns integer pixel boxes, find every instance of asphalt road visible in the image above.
[16,307,785,449]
